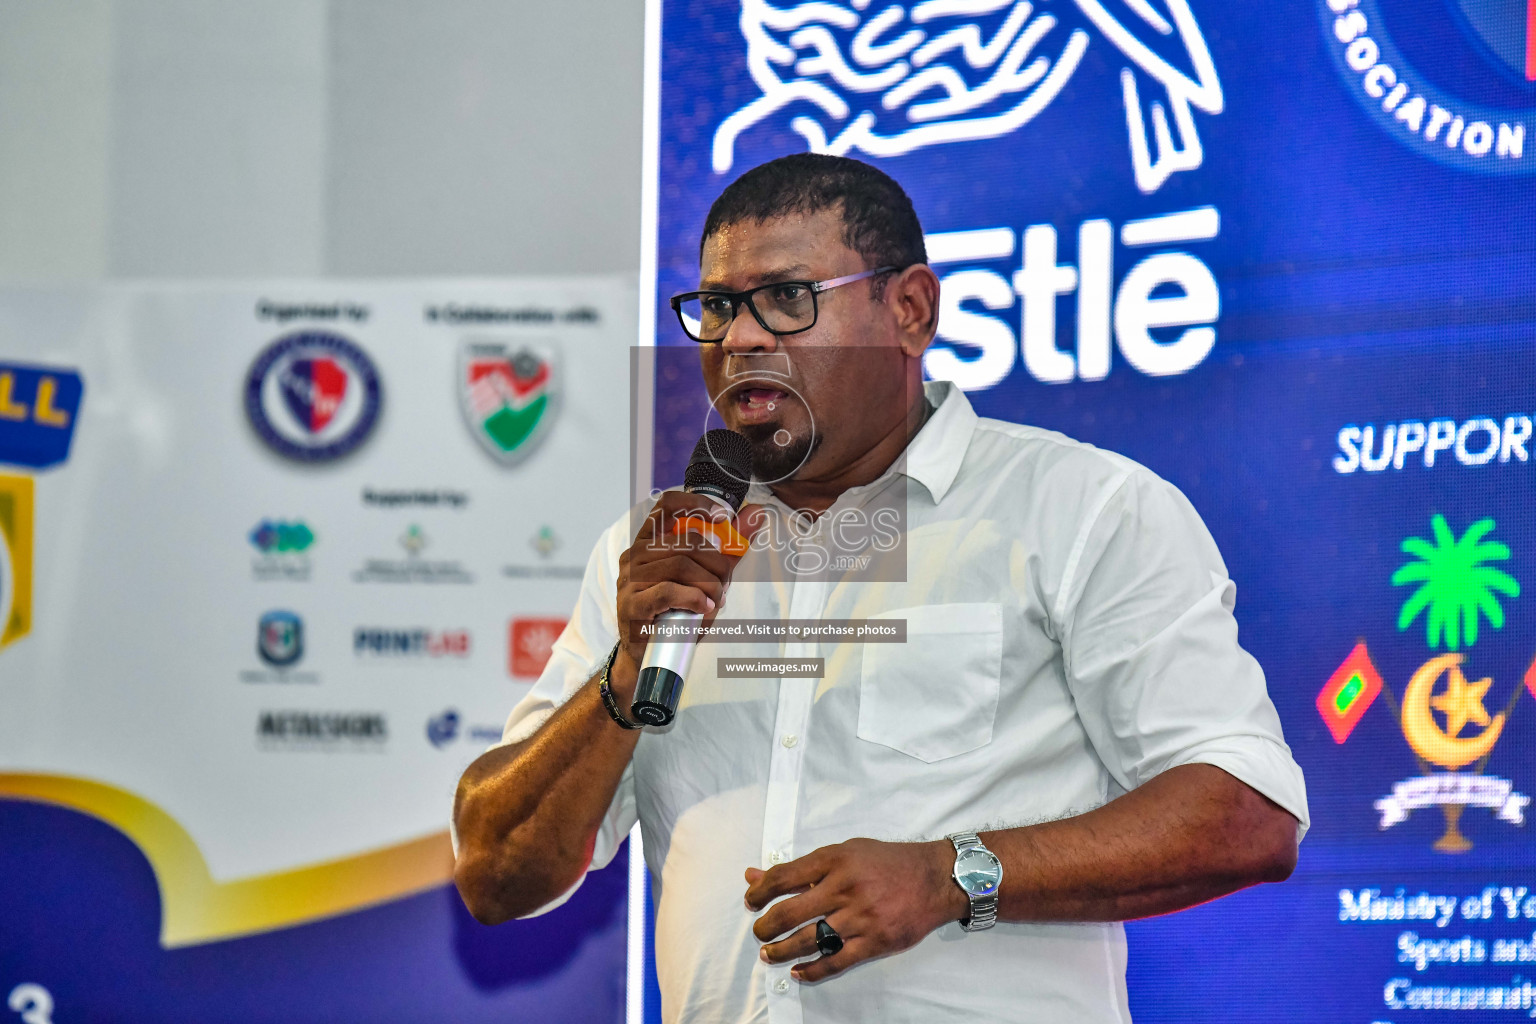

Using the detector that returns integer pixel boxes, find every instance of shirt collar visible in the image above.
[902,380,976,504]
[745,379,977,508]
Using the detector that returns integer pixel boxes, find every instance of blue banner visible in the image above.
[650,0,1536,1018]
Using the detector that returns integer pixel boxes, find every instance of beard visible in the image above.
[737,422,817,482]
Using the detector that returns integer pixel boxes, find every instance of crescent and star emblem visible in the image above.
[1401,652,1505,770]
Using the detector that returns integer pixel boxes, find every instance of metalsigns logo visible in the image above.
[1319,0,1533,174]
[0,473,33,650]
[258,710,388,750]
[257,610,304,667]
[459,341,560,465]
[0,363,83,470]
[1320,514,1534,850]
[714,0,1223,194]
[244,332,383,462]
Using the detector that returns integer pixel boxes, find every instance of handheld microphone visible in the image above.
[631,429,754,727]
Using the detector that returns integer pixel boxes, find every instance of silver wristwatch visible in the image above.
[947,831,1003,932]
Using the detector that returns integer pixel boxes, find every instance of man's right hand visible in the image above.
[611,491,761,702]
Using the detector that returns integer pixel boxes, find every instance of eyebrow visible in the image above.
[698,264,813,291]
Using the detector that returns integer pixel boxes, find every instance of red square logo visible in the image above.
[509,618,566,678]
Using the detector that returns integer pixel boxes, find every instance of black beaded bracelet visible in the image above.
[597,640,642,730]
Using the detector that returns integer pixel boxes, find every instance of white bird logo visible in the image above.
[712,0,1223,194]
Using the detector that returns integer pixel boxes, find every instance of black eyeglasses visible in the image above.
[669,266,897,343]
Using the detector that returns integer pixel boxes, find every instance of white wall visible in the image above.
[0,0,644,281]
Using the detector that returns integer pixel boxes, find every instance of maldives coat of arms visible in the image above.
[1320,513,1533,851]
[458,341,561,466]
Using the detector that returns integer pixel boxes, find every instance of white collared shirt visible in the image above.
[494,381,1309,1024]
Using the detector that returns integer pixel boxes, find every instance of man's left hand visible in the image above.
[744,837,967,982]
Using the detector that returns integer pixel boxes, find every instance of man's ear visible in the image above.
[889,264,940,359]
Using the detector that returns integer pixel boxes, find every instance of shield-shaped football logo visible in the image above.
[458,340,561,465]
[279,357,348,434]
[258,610,303,667]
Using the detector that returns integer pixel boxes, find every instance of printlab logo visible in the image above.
[1319,513,1533,851]
[354,627,472,658]
[459,341,560,465]
[716,0,1223,193]
[249,519,315,581]
[0,473,33,651]
[244,331,383,462]
[1318,0,1533,173]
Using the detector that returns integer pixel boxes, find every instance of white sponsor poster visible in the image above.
[0,279,634,947]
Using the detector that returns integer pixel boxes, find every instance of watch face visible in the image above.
[954,847,1002,897]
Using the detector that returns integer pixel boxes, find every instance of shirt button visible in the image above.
[774,978,789,994]
[780,734,799,748]
[768,850,786,864]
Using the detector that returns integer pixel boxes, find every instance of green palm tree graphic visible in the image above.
[1393,514,1520,651]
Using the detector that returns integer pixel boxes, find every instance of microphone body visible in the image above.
[631,430,753,727]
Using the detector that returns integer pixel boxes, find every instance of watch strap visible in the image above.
[597,640,642,730]
[948,830,1000,932]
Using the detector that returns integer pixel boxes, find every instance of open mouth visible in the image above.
[731,386,790,425]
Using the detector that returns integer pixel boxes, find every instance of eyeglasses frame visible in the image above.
[668,265,899,343]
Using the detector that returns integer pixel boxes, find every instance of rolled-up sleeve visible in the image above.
[452,511,640,917]
[1058,468,1310,840]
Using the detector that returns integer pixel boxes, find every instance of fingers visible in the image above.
[628,581,716,621]
[629,548,735,588]
[760,910,846,965]
[791,936,871,984]
[753,885,838,945]
[637,491,740,542]
[745,849,829,912]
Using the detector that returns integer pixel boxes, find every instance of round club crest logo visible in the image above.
[458,340,560,465]
[1318,0,1533,174]
[258,610,304,667]
[245,332,382,462]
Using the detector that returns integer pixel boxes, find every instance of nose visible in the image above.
[721,299,779,355]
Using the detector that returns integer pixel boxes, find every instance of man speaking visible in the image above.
[452,154,1308,1022]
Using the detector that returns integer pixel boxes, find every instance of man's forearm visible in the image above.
[452,670,641,924]
[975,763,1298,924]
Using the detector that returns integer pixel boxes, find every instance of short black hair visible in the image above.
[700,154,928,279]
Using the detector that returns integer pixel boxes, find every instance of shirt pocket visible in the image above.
[857,603,1003,763]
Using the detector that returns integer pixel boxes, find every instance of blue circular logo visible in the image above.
[1318,0,1535,174]
[245,332,382,462]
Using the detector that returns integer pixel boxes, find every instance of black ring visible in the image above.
[815,919,843,956]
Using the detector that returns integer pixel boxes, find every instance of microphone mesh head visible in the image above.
[684,429,753,512]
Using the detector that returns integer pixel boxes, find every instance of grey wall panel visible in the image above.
[107,0,329,277]
[324,0,643,276]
